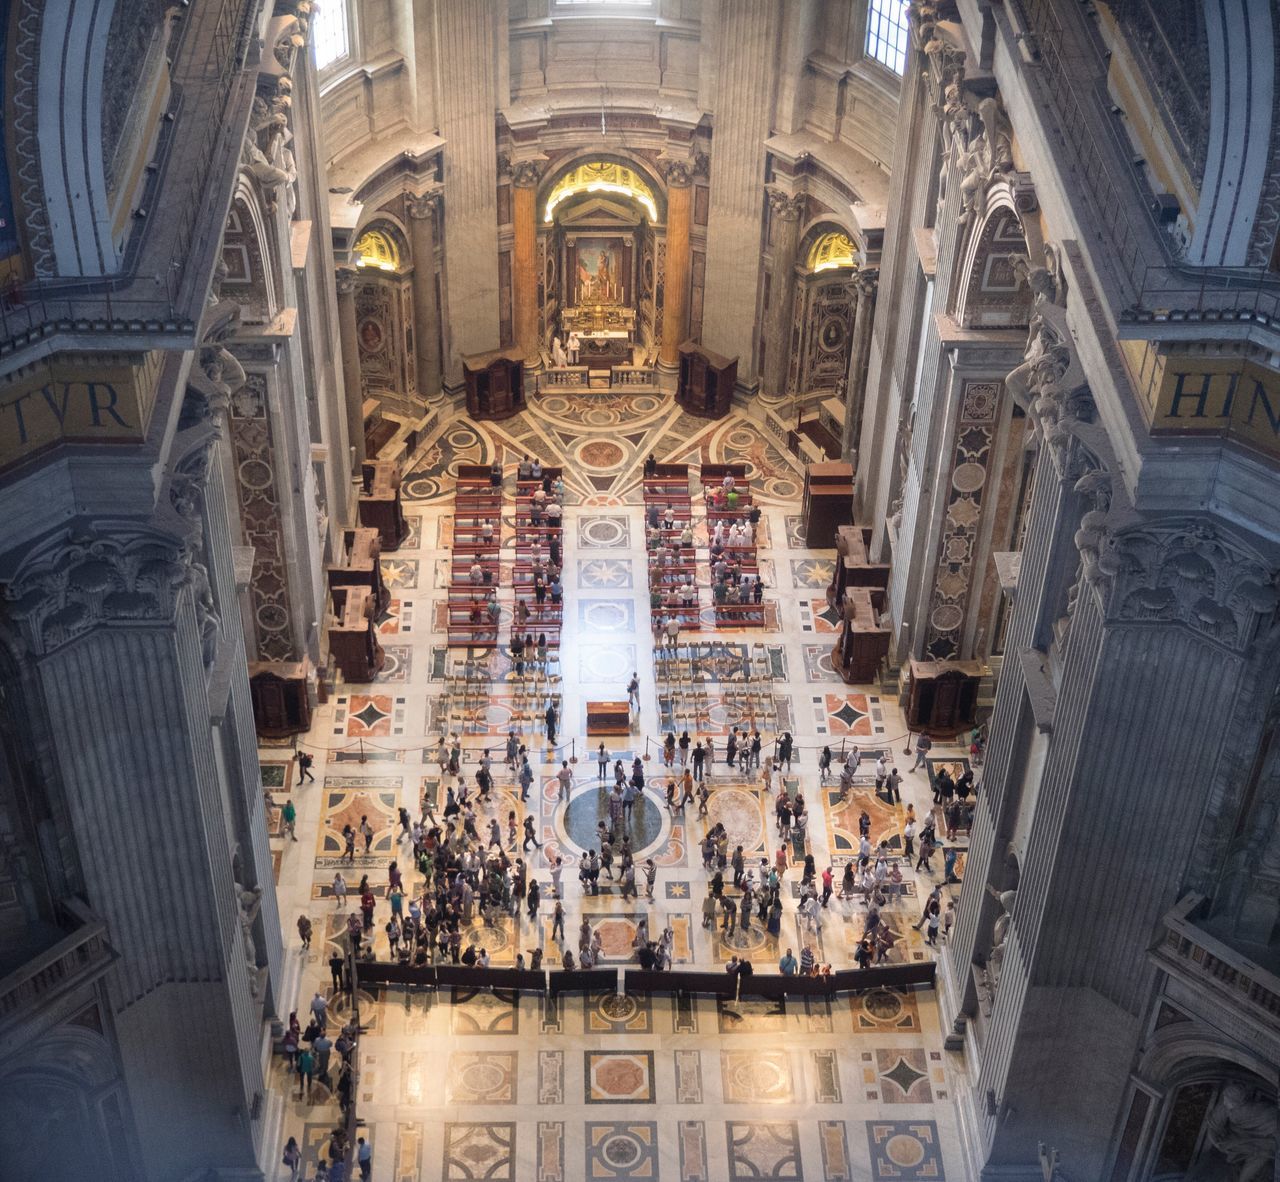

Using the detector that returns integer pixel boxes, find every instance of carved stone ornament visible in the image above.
[767,189,805,222]
[1094,520,1280,653]
[4,531,193,656]
[954,96,1016,226]
[661,158,694,188]
[511,160,543,189]
[406,190,440,221]
[335,267,358,296]
[855,267,880,298]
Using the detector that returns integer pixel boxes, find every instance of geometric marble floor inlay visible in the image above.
[266,399,965,1181]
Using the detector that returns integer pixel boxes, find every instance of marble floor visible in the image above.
[265,392,968,1180]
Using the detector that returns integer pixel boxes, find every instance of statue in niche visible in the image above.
[1205,1083,1278,1181]
[187,552,221,670]
[985,887,1017,990]
[237,881,269,1001]
[551,335,567,368]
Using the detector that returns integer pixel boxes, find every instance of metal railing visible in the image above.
[1012,0,1280,328]
[0,0,259,358]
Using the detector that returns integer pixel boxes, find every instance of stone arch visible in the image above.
[352,216,412,274]
[0,1023,135,1178]
[783,220,863,401]
[222,185,281,324]
[954,191,1039,329]
[538,153,669,226]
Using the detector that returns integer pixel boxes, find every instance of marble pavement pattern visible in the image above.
[262,397,967,1180]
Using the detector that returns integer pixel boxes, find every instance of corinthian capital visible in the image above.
[335,267,358,296]
[660,158,694,188]
[407,190,441,220]
[767,189,805,222]
[511,160,544,189]
[4,530,193,656]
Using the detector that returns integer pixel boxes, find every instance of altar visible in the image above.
[562,305,636,369]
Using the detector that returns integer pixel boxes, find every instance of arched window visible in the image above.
[311,0,350,70]
[866,0,908,75]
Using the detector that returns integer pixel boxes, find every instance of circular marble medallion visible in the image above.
[930,604,964,633]
[951,461,987,493]
[707,787,764,852]
[885,1134,927,1166]
[580,518,628,548]
[578,440,625,469]
[561,788,667,859]
[600,1131,643,1168]
[238,458,273,490]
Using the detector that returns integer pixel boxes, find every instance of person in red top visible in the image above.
[820,865,834,908]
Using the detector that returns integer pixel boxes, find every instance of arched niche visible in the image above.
[785,221,861,401]
[350,217,416,399]
[954,195,1038,330]
[221,188,281,324]
[537,154,669,361]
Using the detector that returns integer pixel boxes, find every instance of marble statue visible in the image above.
[1206,1084,1278,1181]
[551,335,567,368]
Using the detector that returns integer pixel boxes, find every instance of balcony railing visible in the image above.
[0,899,116,1030]
[1153,893,1280,1031]
[0,0,259,359]
[1010,0,1280,330]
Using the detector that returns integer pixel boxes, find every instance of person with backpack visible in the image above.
[296,749,315,783]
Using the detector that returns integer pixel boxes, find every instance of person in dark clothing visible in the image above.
[545,701,558,746]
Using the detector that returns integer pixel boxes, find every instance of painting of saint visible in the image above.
[574,238,625,305]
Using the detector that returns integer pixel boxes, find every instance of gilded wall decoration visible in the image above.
[788,275,857,396]
[923,380,1002,659]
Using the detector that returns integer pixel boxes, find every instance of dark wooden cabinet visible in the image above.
[248,658,313,738]
[906,659,983,733]
[328,585,385,683]
[677,341,737,418]
[328,527,390,616]
[463,349,526,420]
[826,525,891,610]
[833,587,891,684]
[801,461,854,549]
[359,461,409,551]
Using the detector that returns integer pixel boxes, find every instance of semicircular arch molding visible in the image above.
[954,191,1038,330]
[223,186,281,321]
[539,153,667,225]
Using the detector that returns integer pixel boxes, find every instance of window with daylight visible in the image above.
[311,1,350,69]
[866,0,909,74]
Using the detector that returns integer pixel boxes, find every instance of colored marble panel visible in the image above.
[866,1121,944,1180]
[850,988,921,1034]
[725,1121,802,1182]
[445,1051,517,1104]
[818,1121,853,1182]
[449,988,519,1035]
[813,1050,842,1103]
[586,990,654,1034]
[675,1048,703,1103]
[537,1122,565,1182]
[443,1122,515,1181]
[394,1122,424,1182]
[584,1050,656,1104]
[720,1050,796,1104]
[876,1048,933,1104]
[679,1120,709,1181]
[538,1049,565,1104]
[585,1122,659,1181]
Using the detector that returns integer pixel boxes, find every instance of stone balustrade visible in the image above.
[541,366,591,389]
[0,899,114,1030]
[610,366,658,388]
[1152,892,1280,1030]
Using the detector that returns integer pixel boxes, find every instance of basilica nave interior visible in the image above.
[0,2,1277,1180]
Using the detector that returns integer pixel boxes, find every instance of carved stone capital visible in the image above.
[1095,520,1280,653]
[335,267,358,296]
[406,190,441,220]
[767,188,805,222]
[660,158,694,189]
[855,267,880,298]
[4,530,194,656]
[511,160,543,189]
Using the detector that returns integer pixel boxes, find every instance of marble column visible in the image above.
[335,266,365,465]
[407,191,444,403]
[659,161,694,370]
[761,189,804,399]
[842,269,879,461]
[511,161,542,369]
